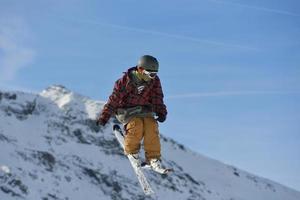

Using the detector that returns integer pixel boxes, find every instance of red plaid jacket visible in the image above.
[99,67,167,123]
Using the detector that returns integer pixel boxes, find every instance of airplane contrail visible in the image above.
[207,0,300,17]
[54,16,258,51]
[166,90,300,99]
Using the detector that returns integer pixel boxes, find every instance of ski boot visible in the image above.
[148,159,173,174]
[128,153,141,167]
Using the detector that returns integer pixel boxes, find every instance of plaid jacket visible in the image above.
[99,67,167,123]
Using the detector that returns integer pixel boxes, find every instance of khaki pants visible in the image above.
[124,117,161,161]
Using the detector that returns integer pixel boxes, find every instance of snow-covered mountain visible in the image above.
[0,85,299,200]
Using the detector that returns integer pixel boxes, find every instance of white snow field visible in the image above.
[0,85,299,200]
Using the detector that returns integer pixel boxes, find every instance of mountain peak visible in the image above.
[42,84,72,95]
[1,87,300,200]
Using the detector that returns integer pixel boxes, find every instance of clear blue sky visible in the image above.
[1,0,299,191]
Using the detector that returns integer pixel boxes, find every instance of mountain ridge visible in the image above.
[0,85,299,200]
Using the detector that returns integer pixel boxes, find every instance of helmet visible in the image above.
[137,55,159,72]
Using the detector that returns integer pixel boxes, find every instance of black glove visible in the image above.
[156,114,166,123]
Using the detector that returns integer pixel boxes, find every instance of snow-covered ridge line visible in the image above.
[0,85,299,200]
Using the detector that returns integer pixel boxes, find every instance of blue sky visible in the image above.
[0,0,300,191]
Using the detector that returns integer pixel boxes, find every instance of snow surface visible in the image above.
[0,85,299,200]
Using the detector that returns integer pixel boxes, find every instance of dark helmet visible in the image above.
[137,55,159,72]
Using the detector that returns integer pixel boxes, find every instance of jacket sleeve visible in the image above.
[151,77,167,118]
[99,76,128,123]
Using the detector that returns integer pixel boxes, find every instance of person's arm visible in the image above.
[97,76,128,125]
[151,77,167,122]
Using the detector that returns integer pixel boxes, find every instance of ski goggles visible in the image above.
[140,67,158,79]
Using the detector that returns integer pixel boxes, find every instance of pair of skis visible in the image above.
[113,124,172,196]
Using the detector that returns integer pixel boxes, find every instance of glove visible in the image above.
[96,117,107,126]
[156,114,166,123]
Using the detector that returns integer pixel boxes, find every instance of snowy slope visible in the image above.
[0,85,299,200]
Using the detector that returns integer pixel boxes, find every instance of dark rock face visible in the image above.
[16,150,56,172]
[82,167,123,195]
[0,133,17,143]
[35,151,56,172]
[0,92,17,101]
[1,100,38,120]
[0,173,29,198]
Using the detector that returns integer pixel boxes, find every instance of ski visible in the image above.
[113,124,155,196]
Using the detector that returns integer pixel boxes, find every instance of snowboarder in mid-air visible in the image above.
[96,55,169,174]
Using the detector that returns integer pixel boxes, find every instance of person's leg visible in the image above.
[143,117,161,162]
[124,117,144,155]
